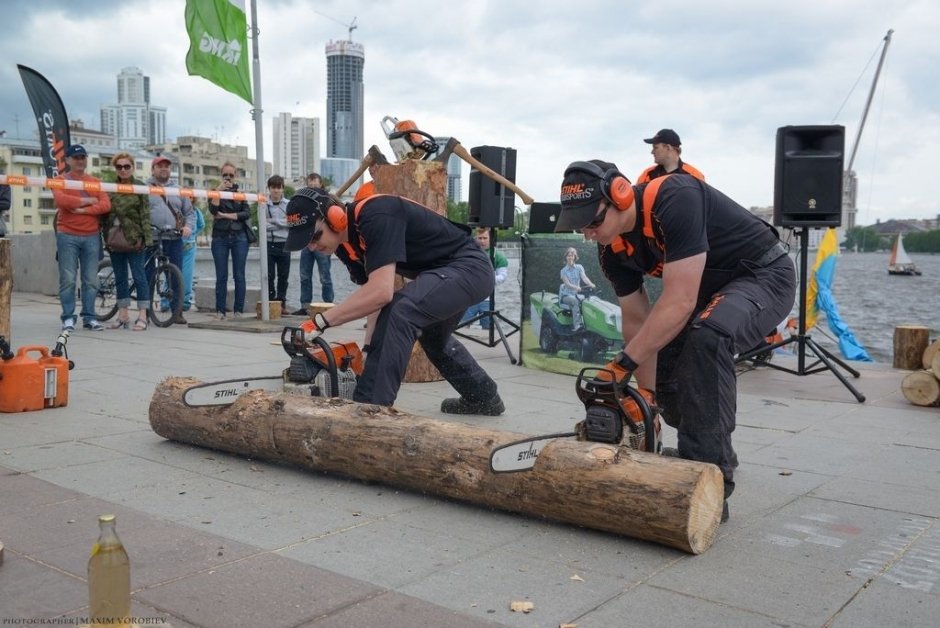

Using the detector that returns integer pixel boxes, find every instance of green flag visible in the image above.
[185,0,252,103]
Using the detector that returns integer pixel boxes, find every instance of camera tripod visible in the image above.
[735,227,865,403]
[454,229,520,364]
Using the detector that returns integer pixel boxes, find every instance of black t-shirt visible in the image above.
[338,195,474,284]
[600,175,781,298]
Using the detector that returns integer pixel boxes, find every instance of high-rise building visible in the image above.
[100,67,166,150]
[272,113,320,185]
[325,40,364,159]
[434,137,463,203]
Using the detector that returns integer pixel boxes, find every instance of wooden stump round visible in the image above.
[932,352,940,381]
[901,370,940,407]
[894,325,930,370]
[923,338,940,371]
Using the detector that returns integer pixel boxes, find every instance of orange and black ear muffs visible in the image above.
[564,161,635,211]
[294,187,347,232]
[322,203,347,232]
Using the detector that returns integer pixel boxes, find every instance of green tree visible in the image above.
[843,226,885,252]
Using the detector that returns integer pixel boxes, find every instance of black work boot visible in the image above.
[440,395,505,416]
[722,500,730,523]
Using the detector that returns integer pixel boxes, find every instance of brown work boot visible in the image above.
[440,395,505,416]
[172,314,188,325]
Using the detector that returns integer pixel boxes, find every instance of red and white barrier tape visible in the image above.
[0,174,267,203]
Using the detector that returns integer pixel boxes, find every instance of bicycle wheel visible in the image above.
[149,262,184,327]
[94,259,119,321]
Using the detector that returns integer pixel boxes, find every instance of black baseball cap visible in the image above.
[65,144,87,157]
[643,129,681,146]
[556,159,617,231]
[285,187,331,251]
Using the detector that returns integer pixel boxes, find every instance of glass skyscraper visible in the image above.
[325,40,364,159]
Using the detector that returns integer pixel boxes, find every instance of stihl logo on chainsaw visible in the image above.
[214,388,241,398]
[517,441,542,462]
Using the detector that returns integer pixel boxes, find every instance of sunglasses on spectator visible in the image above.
[222,173,235,179]
[115,164,133,171]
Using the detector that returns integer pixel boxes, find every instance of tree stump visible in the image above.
[0,240,12,341]
[150,377,725,554]
[932,352,940,381]
[894,325,930,370]
[374,160,450,383]
[923,338,940,371]
[901,370,940,407]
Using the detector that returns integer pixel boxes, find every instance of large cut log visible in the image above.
[374,159,449,383]
[901,370,940,407]
[932,352,940,381]
[894,325,930,370]
[150,377,724,554]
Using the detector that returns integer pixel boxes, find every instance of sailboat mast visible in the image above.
[847,29,894,173]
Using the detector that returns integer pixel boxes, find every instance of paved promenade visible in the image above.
[2,292,938,627]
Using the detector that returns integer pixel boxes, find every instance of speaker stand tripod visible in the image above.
[454,230,520,364]
[735,227,865,403]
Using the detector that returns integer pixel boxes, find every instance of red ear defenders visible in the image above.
[564,161,635,211]
[294,187,347,232]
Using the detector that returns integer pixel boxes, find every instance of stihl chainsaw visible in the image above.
[489,367,663,473]
[182,327,364,407]
[380,115,439,162]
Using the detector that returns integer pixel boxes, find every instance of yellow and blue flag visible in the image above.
[806,228,872,361]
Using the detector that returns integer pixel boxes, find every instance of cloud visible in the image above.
[2,0,938,221]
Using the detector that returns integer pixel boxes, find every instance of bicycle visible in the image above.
[95,228,184,328]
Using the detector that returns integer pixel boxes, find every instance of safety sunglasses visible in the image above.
[584,206,608,229]
[115,164,133,171]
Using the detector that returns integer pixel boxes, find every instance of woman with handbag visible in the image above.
[105,152,153,331]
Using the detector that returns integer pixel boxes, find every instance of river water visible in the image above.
[196,249,937,364]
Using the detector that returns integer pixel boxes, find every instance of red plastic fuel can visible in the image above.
[0,345,70,412]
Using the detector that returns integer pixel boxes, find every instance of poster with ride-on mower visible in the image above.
[520,235,662,376]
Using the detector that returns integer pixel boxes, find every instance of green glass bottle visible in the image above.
[87,514,131,626]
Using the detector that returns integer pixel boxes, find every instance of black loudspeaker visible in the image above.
[774,125,845,227]
[469,145,517,229]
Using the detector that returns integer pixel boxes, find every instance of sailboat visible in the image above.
[887,233,921,276]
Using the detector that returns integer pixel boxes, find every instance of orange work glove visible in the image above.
[595,351,639,386]
[299,312,331,343]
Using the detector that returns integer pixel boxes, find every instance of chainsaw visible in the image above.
[380,116,439,162]
[489,367,663,473]
[181,327,364,407]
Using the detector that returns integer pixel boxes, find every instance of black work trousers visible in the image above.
[353,245,499,406]
[266,240,291,303]
[655,255,796,499]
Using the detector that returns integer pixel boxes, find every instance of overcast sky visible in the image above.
[3,0,938,223]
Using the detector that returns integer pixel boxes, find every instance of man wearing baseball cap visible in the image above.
[557,159,795,522]
[285,188,504,415]
[51,144,111,331]
[636,128,705,184]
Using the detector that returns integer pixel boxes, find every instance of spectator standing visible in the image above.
[459,227,508,329]
[263,175,290,311]
[147,155,194,324]
[292,172,334,314]
[636,129,705,184]
[51,144,111,331]
[208,162,251,319]
[105,153,152,331]
[181,205,205,312]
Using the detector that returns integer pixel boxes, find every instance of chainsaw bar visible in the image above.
[489,432,577,473]
[182,377,284,407]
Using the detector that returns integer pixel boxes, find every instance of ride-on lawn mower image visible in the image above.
[529,287,622,363]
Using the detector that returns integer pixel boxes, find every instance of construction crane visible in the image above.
[313,11,358,41]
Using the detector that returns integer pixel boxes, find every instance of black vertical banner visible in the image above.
[17,64,71,178]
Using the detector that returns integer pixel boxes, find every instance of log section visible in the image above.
[894,325,930,370]
[901,370,940,407]
[150,377,724,554]
[924,339,940,372]
[0,240,11,341]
